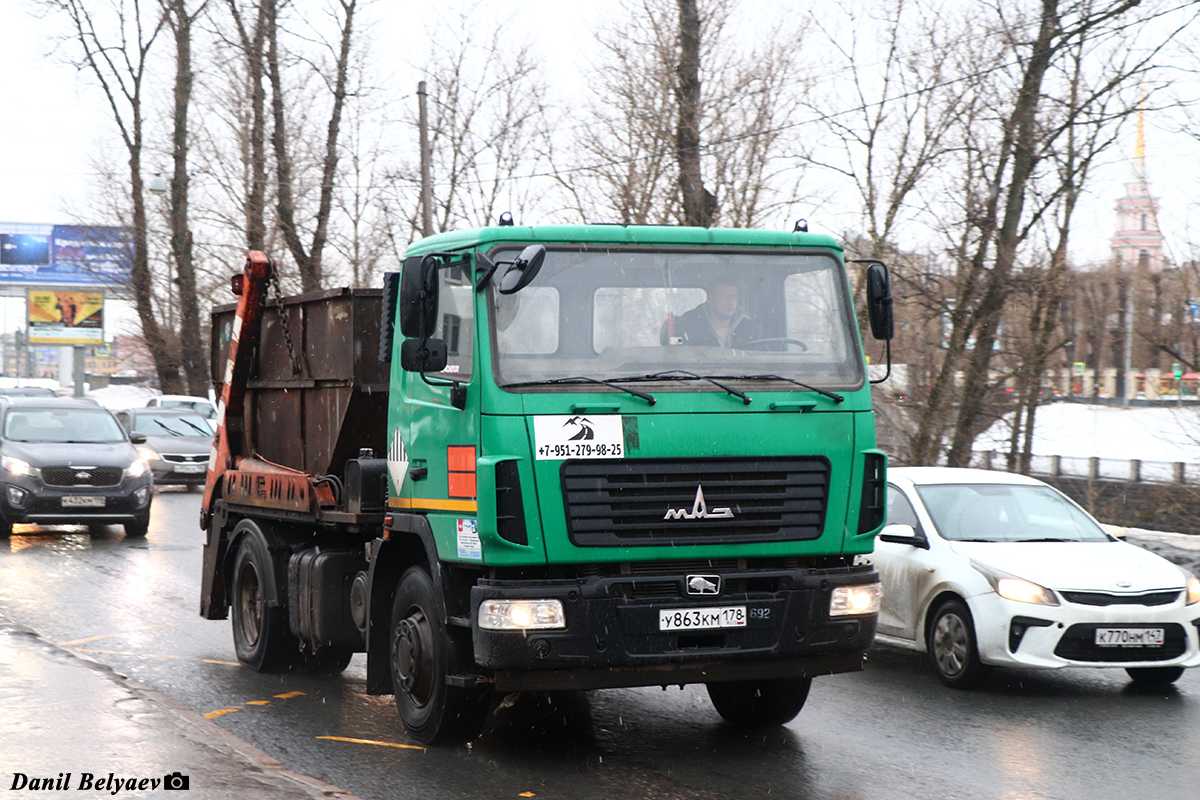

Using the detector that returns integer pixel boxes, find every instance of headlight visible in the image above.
[137,445,161,461]
[972,561,1059,606]
[125,458,150,478]
[1183,571,1200,606]
[478,599,566,631]
[830,582,883,616]
[1,456,34,477]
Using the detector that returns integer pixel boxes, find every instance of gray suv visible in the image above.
[0,397,154,537]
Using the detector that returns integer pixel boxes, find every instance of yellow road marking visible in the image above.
[203,707,242,719]
[275,691,306,699]
[57,623,189,647]
[67,648,242,667]
[245,700,271,706]
[317,736,426,752]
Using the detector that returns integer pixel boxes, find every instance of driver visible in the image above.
[663,279,760,347]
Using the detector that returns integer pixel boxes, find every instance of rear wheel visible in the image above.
[390,566,488,744]
[706,678,812,726]
[301,646,354,675]
[231,535,297,671]
[1125,666,1184,687]
[927,599,988,689]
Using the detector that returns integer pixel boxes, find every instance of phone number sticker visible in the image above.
[533,415,625,460]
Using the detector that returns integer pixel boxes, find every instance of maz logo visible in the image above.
[663,485,734,520]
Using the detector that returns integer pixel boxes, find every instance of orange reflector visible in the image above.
[447,445,477,499]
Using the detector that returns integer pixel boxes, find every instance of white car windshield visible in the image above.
[915,483,1110,543]
[488,248,865,391]
[136,412,213,437]
[4,409,127,444]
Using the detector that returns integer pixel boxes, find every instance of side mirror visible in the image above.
[878,523,928,549]
[400,338,448,373]
[497,244,546,295]
[865,262,894,341]
[129,433,147,445]
[399,254,440,338]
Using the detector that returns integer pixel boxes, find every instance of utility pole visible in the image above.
[1123,282,1134,409]
[418,81,433,238]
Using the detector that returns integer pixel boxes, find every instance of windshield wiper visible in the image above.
[500,376,656,405]
[635,370,751,405]
[716,374,844,404]
[1018,537,1076,543]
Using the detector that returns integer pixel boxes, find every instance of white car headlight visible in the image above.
[2,456,34,477]
[830,582,883,616]
[137,445,161,462]
[125,458,150,478]
[1183,571,1200,606]
[972,561,1059,606]
[478,599,565,631]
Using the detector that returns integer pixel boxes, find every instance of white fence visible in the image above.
[971,451,1197,486]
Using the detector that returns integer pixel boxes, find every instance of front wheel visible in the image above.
[123,514,150,538]
[927,599,988,689]
[230,534,298,672]
[1126,666,1184,687]
[706,678,812,726]
[390,566,488,744]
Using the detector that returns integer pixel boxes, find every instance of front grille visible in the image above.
[162,454,208,464]
[563,457,829,547]
[41,466,123,487]
[1061,590,1181,607]
[1053,623,1187,662]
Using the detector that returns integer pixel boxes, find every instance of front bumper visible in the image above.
[968,592,1200,670]
[1,476,153,526]
[471,564,879,692]
[150,460,208,485]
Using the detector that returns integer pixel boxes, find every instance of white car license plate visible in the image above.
[62,496,106,508]
[175,464,206,473]
[1095,627,1164,647]
[659,606,746,631]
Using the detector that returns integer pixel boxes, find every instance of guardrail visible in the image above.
[971,451,1198,487]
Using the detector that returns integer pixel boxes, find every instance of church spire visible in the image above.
[1133,91,1147,182]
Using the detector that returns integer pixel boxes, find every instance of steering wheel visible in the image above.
[743,338,809,352]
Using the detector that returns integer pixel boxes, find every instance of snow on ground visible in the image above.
[86,385,159,409]
[976,402,1200,464]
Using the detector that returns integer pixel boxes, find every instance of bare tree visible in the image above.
[40,0,183,392]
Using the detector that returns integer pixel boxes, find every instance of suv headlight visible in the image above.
[2,456,34,477]
[137,445,161,462]
[972,561,1060,606]
[125,458,150,478]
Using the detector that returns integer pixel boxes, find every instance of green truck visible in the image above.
[200,223,894,744]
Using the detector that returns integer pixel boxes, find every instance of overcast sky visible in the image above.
[1,1,1197,271]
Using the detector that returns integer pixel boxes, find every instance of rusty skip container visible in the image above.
[210,286,388,482]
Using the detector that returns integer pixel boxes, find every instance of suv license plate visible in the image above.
[1095,628,1164,647]
[659,606,746,631]
[62,496,106,508]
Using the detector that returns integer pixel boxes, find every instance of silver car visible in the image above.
[114,407,212,488]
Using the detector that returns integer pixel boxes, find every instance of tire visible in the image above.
[0,518,12,538]
[123,514,150,538]
[706,678,812,727]
[231,534,298,672]
[1125,666,1185,687]
[927,599,988,689]
[390,566,488,745]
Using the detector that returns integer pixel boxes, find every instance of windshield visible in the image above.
[136,412,212,437]
[915,483,1110,543]
[161,399,215,418]
[489,247,865,390]
[4,408,127,444]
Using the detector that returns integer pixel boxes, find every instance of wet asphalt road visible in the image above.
[2,490,1198,800]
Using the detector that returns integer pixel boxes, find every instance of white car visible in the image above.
[873,467,1200,688]
[146,395,217,432]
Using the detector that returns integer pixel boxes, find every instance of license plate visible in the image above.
[1095,628,1164,647]
[175,464,206,473]
[62,496,106,508]
[659,606,746,631]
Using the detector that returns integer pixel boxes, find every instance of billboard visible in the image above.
[0,223,132,287]
[27,289,105,344]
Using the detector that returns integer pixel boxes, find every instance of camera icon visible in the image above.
[163,772,190,791]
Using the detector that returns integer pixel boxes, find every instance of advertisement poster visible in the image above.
[27,289,104,344]
[0,223,132,286]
